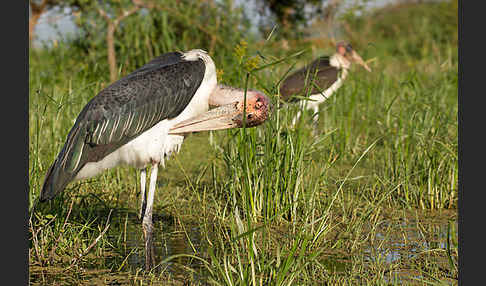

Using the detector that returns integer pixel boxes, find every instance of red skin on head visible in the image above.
[337,45,347,56]
[234,92,271,128]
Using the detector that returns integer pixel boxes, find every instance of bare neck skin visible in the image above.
[330,53,351,70]
[209,84,262,107]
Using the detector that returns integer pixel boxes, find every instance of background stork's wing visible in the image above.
[40,52,205,201]
[279,57,338,102]
[308,65,339,95]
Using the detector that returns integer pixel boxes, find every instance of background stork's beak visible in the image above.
[169,92,270,134]
[351,50,372,72]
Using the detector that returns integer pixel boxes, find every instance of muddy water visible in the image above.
[115,210,457,282]
[366,220,457,264]
[120,213,205,275]
[362,213,458,283]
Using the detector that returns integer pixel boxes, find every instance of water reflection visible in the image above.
[366,220,457,264]
[120,213,204,275]
[112,210,457,284]
[363,217,458,283]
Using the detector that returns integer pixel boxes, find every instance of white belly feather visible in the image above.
[74,49,217,181]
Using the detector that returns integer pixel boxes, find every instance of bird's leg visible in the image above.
[312,104,320,123]
[139,168,147,220]
[291,110,302,127]
[308,94,327,134]
[291,100,305,127]
[142,163,158,271]
[311,103,320,134]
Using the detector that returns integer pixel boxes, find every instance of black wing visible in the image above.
[40,52,206,201]
[279,57,339,102]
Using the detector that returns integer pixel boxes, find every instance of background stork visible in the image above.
[279,41,371,127]
[39,49,270,271]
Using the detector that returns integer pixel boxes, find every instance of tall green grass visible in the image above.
[29,0,457,284]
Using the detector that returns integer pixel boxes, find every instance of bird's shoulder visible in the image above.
[127,51,191,77]
[71,52,206,148]
[306,56,334,72]
[78,52,205,122]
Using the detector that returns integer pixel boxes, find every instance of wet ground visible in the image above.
[30,208,457,285]
[117,209,457,284]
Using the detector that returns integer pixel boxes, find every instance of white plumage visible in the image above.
[74,49,217,180]
[40,48,270,271]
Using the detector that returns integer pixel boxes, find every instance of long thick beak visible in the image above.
[351,51,372,72]
[169,92,270,134]
[169,104,243,134]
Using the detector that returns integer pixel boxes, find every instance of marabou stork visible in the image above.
[279,41,371,126]
[39,49,270,270]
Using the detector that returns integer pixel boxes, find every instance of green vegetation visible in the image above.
[29,0,458,284]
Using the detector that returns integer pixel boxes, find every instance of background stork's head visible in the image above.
[336,41,372,72]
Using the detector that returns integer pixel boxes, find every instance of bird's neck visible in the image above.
[209,84,258,107]
[330,53,351,70]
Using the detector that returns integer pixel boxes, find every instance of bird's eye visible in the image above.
[247,114,253,120]
[255,97,264,109]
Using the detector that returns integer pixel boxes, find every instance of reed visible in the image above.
[29,0,458,284]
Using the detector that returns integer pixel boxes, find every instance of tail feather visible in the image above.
[40,156,74,202]
[40,125,86,202]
